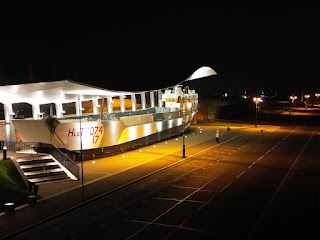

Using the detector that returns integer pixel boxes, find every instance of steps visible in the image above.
[16,156,70,183]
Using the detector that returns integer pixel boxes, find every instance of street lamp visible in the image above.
[182,100,192,158]
[253,97,262,127]
[179,66,217,158]
[290,94,297,113]
[304,94,310,109]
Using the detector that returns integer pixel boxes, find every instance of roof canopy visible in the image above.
[0,66,217,105]
[0,80,135,105]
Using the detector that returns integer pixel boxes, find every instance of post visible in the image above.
[78,97,84,201]
[182,107,186,158]
[255,102,258,127]
[216,127,220,143]
[2,146,7,160]
[253,97,262,128]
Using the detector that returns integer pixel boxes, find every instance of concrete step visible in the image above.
[17,158,55,165]
[28,174,70,183]
[20,162,60,172]
[25,168,65,178]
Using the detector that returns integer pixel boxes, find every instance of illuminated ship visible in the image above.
[1,67,216,160]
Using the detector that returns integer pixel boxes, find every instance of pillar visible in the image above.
[150,91,155,108]
[141,92,146,110]
[3,103,15,142]
[131,94,136,111]
[55,103,64,118]
[92,98,100,115]
[120,96,125,112]
[75,100,84,116]
[32,104,41,119]
[107,96,113,113]
[158,90,162,107]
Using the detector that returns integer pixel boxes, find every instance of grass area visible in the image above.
[0,159,31,212]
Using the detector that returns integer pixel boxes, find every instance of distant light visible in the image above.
[253,97,262,103]
[92,161,95,164]
[122,155,125,158]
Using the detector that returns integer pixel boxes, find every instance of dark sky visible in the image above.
[0,3,319,97]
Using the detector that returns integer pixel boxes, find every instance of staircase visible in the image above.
[16,155,70,183]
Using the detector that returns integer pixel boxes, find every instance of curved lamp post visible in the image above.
[180,66,217,158]
[253,97,262,127]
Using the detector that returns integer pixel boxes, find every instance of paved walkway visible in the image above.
[0,122,266,239]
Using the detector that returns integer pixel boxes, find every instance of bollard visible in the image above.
[4,203,15,214]
[2,146,7,160]
[216,128,220,143]
[33,184,39,195]
[260,129,263,137]
[28,181,33,192]
[27,195,38,204]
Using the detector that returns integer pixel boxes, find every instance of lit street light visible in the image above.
[290,94,297,114]
[304,94,310,110]
[182,99,192,158]
[253,97,262,127]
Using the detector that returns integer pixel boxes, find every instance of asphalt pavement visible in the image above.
[0,122,273,239]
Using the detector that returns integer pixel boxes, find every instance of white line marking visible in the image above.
[236,170,246,178]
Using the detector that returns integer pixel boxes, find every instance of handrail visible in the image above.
[37,143,79,179]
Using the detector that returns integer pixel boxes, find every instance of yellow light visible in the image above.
[253,97,262,103]
[186,101,192,109]
[290,95,297,100]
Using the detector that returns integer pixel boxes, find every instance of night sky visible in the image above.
[0,3,318,98]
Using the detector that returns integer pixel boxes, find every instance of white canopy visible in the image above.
[0,80,134,105]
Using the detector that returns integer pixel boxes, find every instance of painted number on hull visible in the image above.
[58,121,105,150]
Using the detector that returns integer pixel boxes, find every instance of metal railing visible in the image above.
[37,143,79,179]
[0,141,39,152]
[0,140,79,179]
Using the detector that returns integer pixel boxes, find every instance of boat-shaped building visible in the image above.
[0,66,216,161]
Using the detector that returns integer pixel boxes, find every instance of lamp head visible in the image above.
[185,66,217,81]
